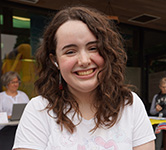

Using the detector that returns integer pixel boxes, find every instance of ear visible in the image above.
[49,53,59,69]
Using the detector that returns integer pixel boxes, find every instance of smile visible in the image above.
[77,69,94,76]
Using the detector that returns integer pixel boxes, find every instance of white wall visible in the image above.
[1,34,17,59]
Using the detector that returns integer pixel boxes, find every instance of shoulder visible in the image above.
[31,95,49,105]
[153,94,158,98]
[123,92,147,115]
[0,91,5,95]
[21,96,52,127]
[0,91,6,99]
[131,92,144,107]
[17,90,30,101]
[129,92,149,119]
[153,94,159,99]
[0,92,5,103]
[17,90,28,95]
[27,95,49,110]
[151,94,158,102]
[121,92,145,118]
[21,96,50,122]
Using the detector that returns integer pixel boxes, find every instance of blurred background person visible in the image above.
[150,77,166,150]
[0,71,29,150]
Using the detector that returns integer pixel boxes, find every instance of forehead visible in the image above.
[55,20,96,48]
[55,20,93,38]
[57,20,86,29]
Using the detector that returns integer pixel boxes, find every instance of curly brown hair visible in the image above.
[35,6,133,133]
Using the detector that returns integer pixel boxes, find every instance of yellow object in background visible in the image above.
[1,44,38,99]
[150,118,166,125]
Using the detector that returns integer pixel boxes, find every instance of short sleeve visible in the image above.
[132,93,156,147]
[13,96,51,150]
[150,94,158,115]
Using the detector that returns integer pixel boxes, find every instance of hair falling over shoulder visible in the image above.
[35,6,133,134]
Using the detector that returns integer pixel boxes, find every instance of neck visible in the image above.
[6,90,18,97]
[69,88,97,120]
[70,88,96,105]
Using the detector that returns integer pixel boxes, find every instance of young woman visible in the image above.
[13,6,155,150]
[0,71,29,150]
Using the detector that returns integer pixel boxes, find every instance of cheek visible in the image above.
[59,58,76,73]
[13,85,18,88]
[7,84,11,88]
[91,53,104,67]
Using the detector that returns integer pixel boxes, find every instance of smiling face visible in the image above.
[7,77,20,93]
[55,20,104,94]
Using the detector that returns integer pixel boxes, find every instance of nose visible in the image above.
[78,50,91,67]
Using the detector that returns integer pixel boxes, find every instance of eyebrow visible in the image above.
[62,44,77,50]
[86,41,98,46]
[61,40,98,50]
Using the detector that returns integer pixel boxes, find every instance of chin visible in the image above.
[77,84,99,93]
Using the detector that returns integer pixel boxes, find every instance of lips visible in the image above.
[76,69,94,76]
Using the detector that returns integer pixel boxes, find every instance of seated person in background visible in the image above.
[0,71,29,150]
[150,77,166,150]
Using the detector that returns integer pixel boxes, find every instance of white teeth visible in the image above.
[77,69,93,76]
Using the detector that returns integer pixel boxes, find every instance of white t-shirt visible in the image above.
[13,92,155,150]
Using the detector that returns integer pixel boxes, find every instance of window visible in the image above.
[13,16,30,29]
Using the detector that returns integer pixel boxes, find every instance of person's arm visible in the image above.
[150,95,158,115]
[133,140,155,150]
